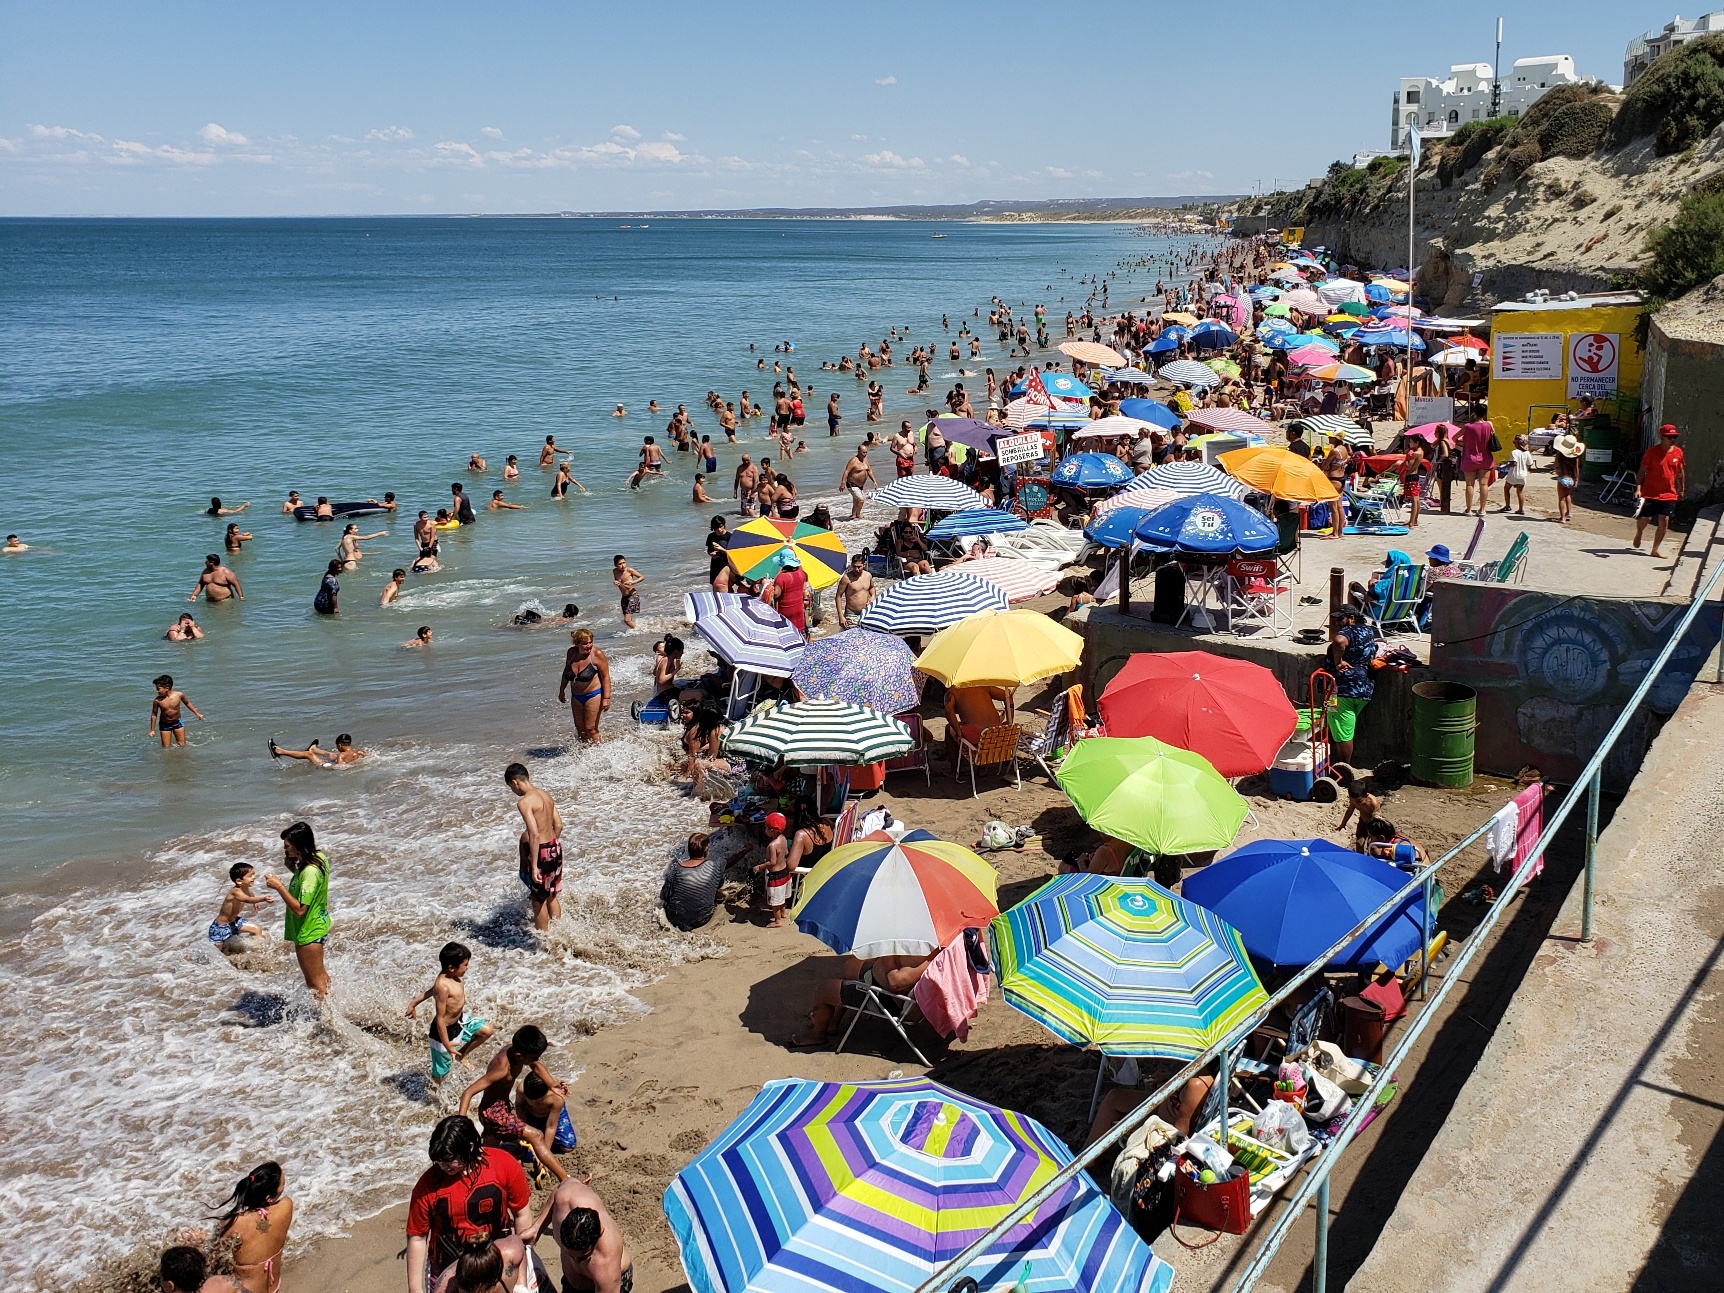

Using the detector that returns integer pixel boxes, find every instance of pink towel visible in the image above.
[1513,782,1544,881]
[914,939,990,1042]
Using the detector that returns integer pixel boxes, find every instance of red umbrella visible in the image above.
[1098,651,1298,778]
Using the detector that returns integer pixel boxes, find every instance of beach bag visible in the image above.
[1125,1141,1180,1243]
[1301,1067,1352,1124]
[1171,1164,1252,1245]
[1487,430,1502,454]
[1310,1041,1372,1096]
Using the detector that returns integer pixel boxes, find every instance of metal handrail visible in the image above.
[916,551,1724,1293]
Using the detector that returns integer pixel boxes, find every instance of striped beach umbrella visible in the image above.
[684,593,806,675]
[1185,407,1273,435]
[925,507,1028,540]
[857,571,1010,636]
[1291,415,1374,448]
[956,557,1061,603]
[989,875,1268,1059]
[1128,461,1245,498]
[1090,485,1183,520]
[1157,360,1222,388]
[664,1075,1175,1293]
[725,518,847,591]
[793,829,999,957]
[721,698,910,768]
[791,630,923,715]
[872,475,987,512]
[1005,396,1086,429]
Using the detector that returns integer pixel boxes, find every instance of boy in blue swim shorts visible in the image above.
[207,862,270,950]
[407,942,494,1080]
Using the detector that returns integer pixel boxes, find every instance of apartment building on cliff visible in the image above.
[1391,55,1585,152]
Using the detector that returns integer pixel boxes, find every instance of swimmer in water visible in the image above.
[488,490,525,511]
[539,435,571,467]
[551,461,588,497]
[206,497,251,517]
[381,568,407,605]
[4,534,28,553]
[282,491,302,514]
[269,733,368,766]
[503,455,520,480]
[313,497,335,520]
[166,612,204,641]
[149,674,204,747]
[468,452,487,471]
[411,545,441,573]
[191,554,244,603]
[691,474,712,504]
[512,603,578,627]
[404,626,434,648]
[336,522,388,570]
[612,404,627,417]
[224,523,252,553]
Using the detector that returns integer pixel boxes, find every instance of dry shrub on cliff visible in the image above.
[1612,32,1724,155]
[1436,116,1514,186]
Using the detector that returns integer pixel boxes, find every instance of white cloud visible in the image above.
[29,123,102,141]
[1044,166,1073,179]
[609,124,641,141]
[662,131,686,142]
[948,154,971,167]
[111,139,219,165]
[0,138,15,153]
[365,126,414,142]
[635,140,685,162]
[1170,169,1215,181]
[861,150,923,168]
[435,140,484,166]
[851,134,868,142]
[198,123,248,146]
[480,126,504,140]
[874,75,896,85]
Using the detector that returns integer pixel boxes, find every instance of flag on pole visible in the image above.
[1408,125,1421,169]
[1022,368,1056,410]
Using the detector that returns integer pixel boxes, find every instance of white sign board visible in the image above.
[1493,333,1563,381]
[1409,396,1454,426]
[1567,332,1620,398]
[995,432,1048,468]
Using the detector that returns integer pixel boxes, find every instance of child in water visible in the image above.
[207,862,271,949]
[407,941,494,1080]
[150,674,204,747]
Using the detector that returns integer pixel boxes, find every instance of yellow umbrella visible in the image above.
[1325,313,1356,325]
[1217,446,1340,503]
[1059,339,1129,367]
[1270,262,1297,272]
[915,609,1084,689]
[1371,278,1411,296]
[1163,311,1201,327]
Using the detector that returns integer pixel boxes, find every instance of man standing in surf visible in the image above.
[506,762,563,931]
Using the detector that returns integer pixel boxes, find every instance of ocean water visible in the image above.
[0,217,1203,1280]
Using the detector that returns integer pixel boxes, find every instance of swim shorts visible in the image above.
[160,718,184,732]
[207,920,242,944]
[481,1101,527,1138]
[1327,695,1370,743]
[847,486,865,504]
[619,592,641,616]
[766,870,792,908]
[520,839,564,901]
[1640,497,1676,518]
[429,1015,488,1079]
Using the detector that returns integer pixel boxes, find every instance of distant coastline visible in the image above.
[455,194,1246,222]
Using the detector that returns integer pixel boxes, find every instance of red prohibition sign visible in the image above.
[1573,333,1616,375]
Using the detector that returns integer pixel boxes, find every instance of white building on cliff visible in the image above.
[1390,55,1585,151]
[1624,11,1724,84]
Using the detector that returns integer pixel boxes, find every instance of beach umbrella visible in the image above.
[1370,277,1412,296]
[1255,317,1296,341]
[1050,452,1133,491]
[1131,492,1277,557]
[791,630,923,715]
[1289,414,1371,447]
[1402,421,1452,443]
[1380,304,1424,320]
[1054,736,1248,856]
[1117,397,1181,429]
[1091,485,1183,519]
[1156,325,1191,344]
[726,518,847,591]
[1280,289,1327,316]
[925,507,1028,540]
[857,570,1010,636]
[685,593,807,675]
[1145,334,1181,355]
[1184,407,1272,436]
[1339,300,1371,317]
[957,557,1062,603]
[1162,311,1201,327]
[1287,343,1338,368]
[916,609,1083,688]
[1070,415,1158,442]
[1083,504,1168,550]
[1261,302,1293,318]
[1005,396,1086,429]
[1250,285,1282,299]
[872,474,987,512]
[1285,332,1340,353]
[1128,461,1245,498]
[664,1075,1175,1293]
[1097,651,1298,778]
[990,875,1267,1059]
[1428,347,1478,367]
[792,829,999,957]
[1352,324,1425,350]
[1008,371,1092,400]
[1157,360,1222,388]
[1181,838,1427,970]
[1306,361,1379,384]
[721,697,911,768]
[1442,333,1489,350]
[1059,339,1128,367]
[1102,366,1156,386]
[1202,357,1242,378]
[1316,277,1366,307]
[919,417,998,455]
[1188,321,1238,349]
[1217,445,1340,503]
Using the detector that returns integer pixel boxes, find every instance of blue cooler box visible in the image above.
[1269,737,1316,800]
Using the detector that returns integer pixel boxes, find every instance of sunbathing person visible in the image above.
[793,950,934,1047]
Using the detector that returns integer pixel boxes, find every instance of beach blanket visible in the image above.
[914,937,989,1041]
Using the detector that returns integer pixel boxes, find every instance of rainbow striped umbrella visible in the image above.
[726,518,848,591]
[990,875,1267,1059]
[664,1075,1174,1293]
[792,829,998,958]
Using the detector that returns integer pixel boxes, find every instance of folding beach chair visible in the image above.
[1248,985,1335,1068]
[1015,695,1073,783]
[835,978,931,1066]
[956,723,1022,797]
[1458,531,1528,584]
[882,710,932,786]
[1365,562,1427,635]
[1275,510,1302,584]
[1226,557,1293,637]
[1460,515,1486,563]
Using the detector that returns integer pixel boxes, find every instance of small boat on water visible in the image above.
[931,233,947,239]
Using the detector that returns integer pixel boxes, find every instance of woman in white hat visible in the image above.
[1551,431,1586,524]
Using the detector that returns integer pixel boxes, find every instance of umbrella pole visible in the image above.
[1217,1044,1231,1145]
[1087,1054,1109,1126]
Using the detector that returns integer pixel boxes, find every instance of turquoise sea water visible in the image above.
[0,217,1204,1280]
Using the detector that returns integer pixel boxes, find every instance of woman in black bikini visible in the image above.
[557,628,610,742]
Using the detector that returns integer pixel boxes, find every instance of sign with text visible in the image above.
[1567,332,1620,398]
[1493,333,1563,381]
[1409,396,1454,426]
[996,432,1049,467]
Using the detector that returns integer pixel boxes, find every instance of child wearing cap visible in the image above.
[753,812,792,926]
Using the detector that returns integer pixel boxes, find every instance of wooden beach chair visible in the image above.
[956,724,1021,797]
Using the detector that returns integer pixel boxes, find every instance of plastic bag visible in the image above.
[1251,1100,1312,1155]
[1301,1065,1353,1123]
[1180,1134,1234,1177]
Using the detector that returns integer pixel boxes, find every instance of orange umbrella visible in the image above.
[1059,340,1129,367]
[1217,445,1340,503]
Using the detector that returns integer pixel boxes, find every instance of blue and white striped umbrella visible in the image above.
[1128,461,1246,498]
[857,570,1010,636]
[1352,324,1425,349]
[1157,360,1223,388]
[665,1076,1175,1293]
[926,507,1028,539]
[1049,452,1133,491]
[872,475,987,512]
[1102,366,1156,386]
[684,592,806,675]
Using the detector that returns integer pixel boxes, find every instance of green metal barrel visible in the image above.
[1411,681,1476,787]
[1580,415,1620,483]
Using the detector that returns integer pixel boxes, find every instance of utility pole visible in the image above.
[1490,16,1504,117]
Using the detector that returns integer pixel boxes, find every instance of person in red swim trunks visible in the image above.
[505,763,563,931]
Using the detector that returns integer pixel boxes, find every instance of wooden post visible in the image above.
[1329,566,1345,614]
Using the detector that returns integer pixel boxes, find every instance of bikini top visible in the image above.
[567,658,599,685]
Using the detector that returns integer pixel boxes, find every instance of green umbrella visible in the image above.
[1339,300,1370,316]
[1262,302,1292,318]
[1055,737,1247,855]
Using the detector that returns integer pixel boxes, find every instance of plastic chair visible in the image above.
[1492,531,1530,584]
[1274,511,1302,583]
[883,710,932,786]
[834,980,931,1066]
[1365,562,1427,635]
[956,724,1021,796]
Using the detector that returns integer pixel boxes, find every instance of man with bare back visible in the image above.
[505,762,563,931]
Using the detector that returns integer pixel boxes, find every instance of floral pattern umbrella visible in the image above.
[791,629,923,714]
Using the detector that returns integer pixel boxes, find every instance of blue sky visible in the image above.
[0,1,1666,215]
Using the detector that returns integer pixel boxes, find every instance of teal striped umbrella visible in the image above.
[721,698,912,768]
[989,875,1267,1059]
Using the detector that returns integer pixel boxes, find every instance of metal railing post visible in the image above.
[1312,1176,1331,1293]
[1580,767,1601,944]
[1417,873,1434,999]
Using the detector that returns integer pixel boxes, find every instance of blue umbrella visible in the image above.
[1050,452,1134,490]
[1180,838,1428,970]
[1158,325,1191,343]
[926,507,1028,539]
[1353,324,1425,350]
[1008,372,1093,399]
[1283,332,1340,353]
[1364,283,1393,303]
[1118,397,1181,430]
[1132,492,1277,556]
[1083,505,1160,549]
[1145,334,1181,355]
[1189,323,1239,350]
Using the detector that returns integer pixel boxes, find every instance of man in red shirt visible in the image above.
[1635,423,1688,560]
[406,1115,534,1293]
[769,548,809,635]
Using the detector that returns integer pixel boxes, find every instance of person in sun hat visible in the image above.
[1551,430,1586,525]
[767,547,809,635]
[1424,543,1457,578]
[1635,424,1687,560]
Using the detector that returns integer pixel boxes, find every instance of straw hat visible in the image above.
[1553,432,1586,458]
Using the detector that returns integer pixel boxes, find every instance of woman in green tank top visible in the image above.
[264,821,331,1000]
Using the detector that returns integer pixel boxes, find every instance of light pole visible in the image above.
[1491,17,1504,117]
